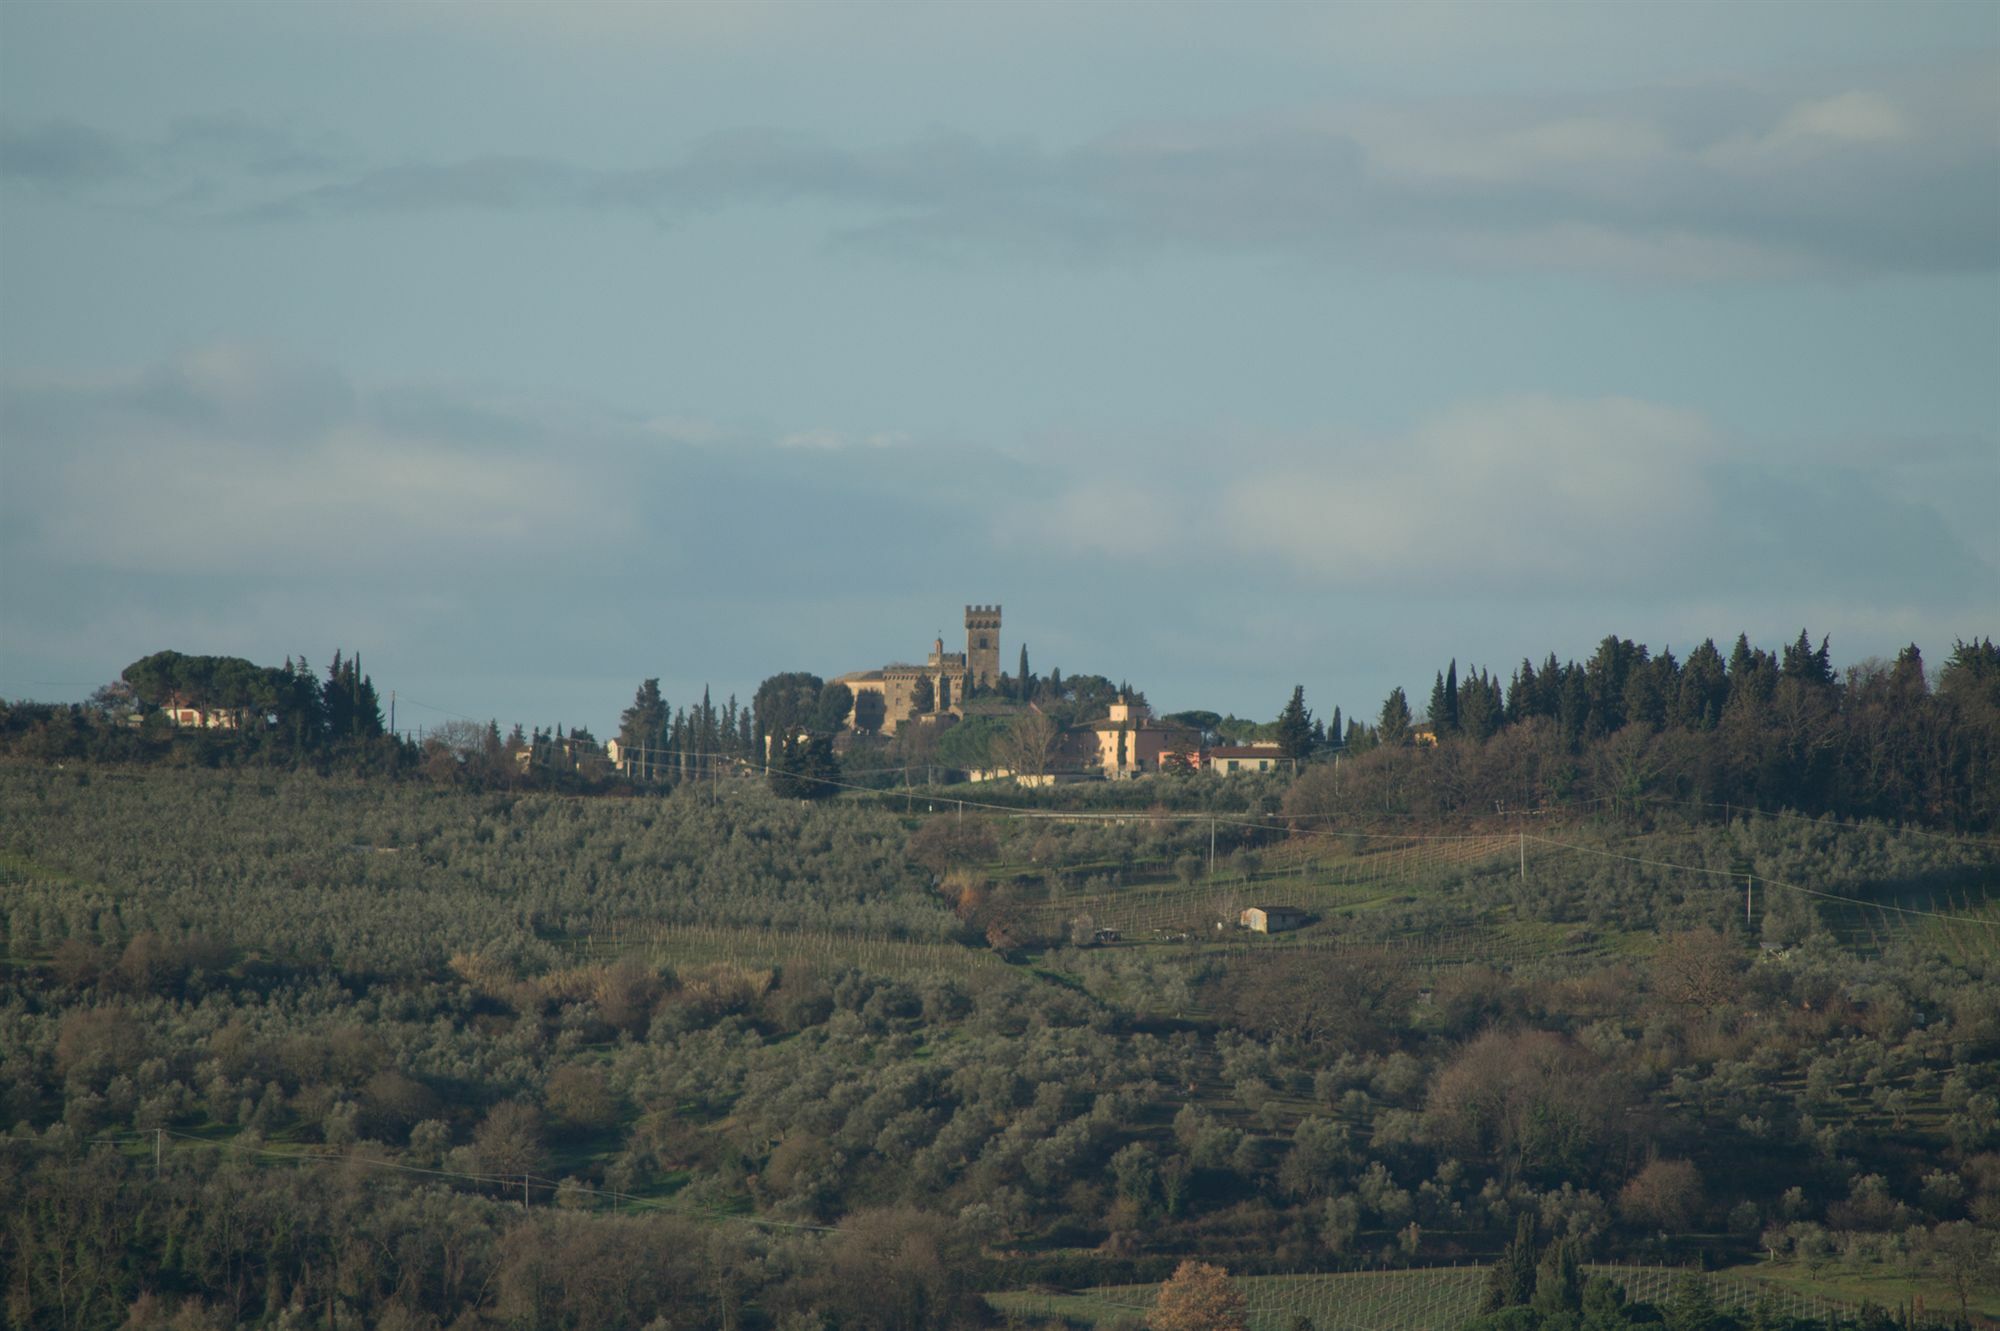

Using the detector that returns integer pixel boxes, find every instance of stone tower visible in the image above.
[964,604,1001,691]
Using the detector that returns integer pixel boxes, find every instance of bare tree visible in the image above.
[996,708,1060,784]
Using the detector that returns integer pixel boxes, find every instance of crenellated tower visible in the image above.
[964,604,1002,691]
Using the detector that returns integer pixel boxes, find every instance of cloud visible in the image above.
[4,349,1991,730]
[1004,396,1996,614]
[1,350,599,578]
[0,114,341,209]
[10,57,1992,278]
[0,347,1024,589]
[777,428,909,451]
[1220,397,1719,586]
[242,156,585,221]
[0,119,130,185]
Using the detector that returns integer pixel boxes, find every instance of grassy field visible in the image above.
[1723,1263,1997,1319]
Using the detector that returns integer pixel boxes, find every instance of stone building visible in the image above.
[1066,695,1199,779]
[1240,905,1308,933]
[836,604,1002,736]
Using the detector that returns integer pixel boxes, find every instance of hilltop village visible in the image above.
[821,603,1290,783]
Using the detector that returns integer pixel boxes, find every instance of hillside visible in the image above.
[2,760,1995,1328]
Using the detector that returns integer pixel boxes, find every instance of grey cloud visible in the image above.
[0,348,1035,590]
[241,156,586,221]
[163,113,342,176]
[0,114,345,207]
[1009,398,1997,616]
[13,58,1994,277]
[187,57,1997,277]
[0,119,130,185]
[5,351,1991,731]
[1701,461,1995,605]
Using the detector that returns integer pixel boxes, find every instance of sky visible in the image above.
[2,0,1996,738]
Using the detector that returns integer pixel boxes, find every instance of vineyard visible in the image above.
[988,1264,1865,1329]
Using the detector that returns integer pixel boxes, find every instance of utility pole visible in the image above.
[155,1127,162,1175]
[1745,874,1753,928]
[1519,832,1526,884]
[1208,817,1217,878]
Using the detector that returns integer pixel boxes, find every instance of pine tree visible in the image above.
[1584,636,1636,736]
[1378,687,1412,747]
[1537,652,1564,717]
[1460,667,1502,741]
[1676,639,1728,731]
[1507,658,1538,724]
[1276,685,1315,760]
[768,731,840,800]
[1558,666,1590,745]
[1663,1273,1720,1331]
[1780,629,1837,690]
[321,651,383,741]
[619,679,669,782]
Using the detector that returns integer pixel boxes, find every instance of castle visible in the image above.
[836,604,1001,736]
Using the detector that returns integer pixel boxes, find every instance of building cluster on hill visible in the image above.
[830,602,1286,783]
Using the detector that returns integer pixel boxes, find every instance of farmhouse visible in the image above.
[160,695,245,729]
[1240,905,1308,933]
[1207,743,1283,775]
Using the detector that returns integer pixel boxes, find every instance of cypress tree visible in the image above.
[1276,685,1314,760]
[1018,644,1031,701]
[1482,1213,1538,1310]
[1532,1236,1582,1314]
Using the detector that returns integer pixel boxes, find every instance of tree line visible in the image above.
[1271,634,1999,833]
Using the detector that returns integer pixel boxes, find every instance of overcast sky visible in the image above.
[2,0,1996,737]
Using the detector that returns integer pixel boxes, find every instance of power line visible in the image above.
[1524,834,1999,928]
[1625,792,2000,851]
